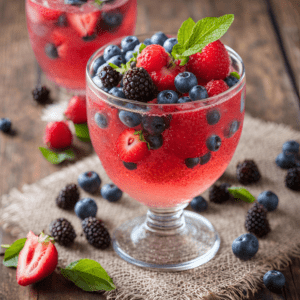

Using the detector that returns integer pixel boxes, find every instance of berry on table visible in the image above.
[285,167,300,191]
[95,112,108,129]
[49,218,76,246]
[32,85,50,104]
[206,135,222,152]
[205,79,229,97]
[275,152,296,169]
[209,183,231,204]
[185,157,200,169]
[119,105,142,128]
[99,65,122,89]
[142,116,166,135]
[282,140,299,155]
[43,121,72,150]
[82,217,111,249]
[157,90,178,104]
[0,118,12,133]
[236,160,261,185]
[263,270,285,293]
[190,196,208,212]
[245,202,270,238]
[150,31,168,46]
[78,171,101,194]
[163,37,178,53]
[56,183,80,210]
[75,198,98,219]
[189,85,208,101]
[174,72,198,94]
[224,75,239,87]
[103,45,122,61]
[257,190,279,212]
[101,183,123,202]
[232,233,259,261]
[121,35,140,52]
[64,96,87,124]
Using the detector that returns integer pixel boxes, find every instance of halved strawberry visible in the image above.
[116,129,150,163]
[64,96,87,124]
[17,232,58,286]
[51,29,68,46]
[67,11,101,38]
[27,1,61,23]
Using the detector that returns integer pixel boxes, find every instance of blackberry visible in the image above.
[56,183,80,210]
[209,182,231,204]
[82,217,111,249]
[285,167,300,191]
[32,85,50,104]
[236,160,261,185]
[49,218,76,246]
[245,202,270,238]
[99,65,122,89]
[122,67,156,102]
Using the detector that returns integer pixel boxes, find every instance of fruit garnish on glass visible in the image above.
[86,14,246,270]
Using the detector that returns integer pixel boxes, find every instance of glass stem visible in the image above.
[145,203,188,235]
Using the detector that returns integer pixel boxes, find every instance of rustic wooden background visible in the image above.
[0,0,300,299]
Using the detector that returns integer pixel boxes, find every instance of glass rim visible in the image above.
[86,35,245,109]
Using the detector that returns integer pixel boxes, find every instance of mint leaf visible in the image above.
[230,72,240,79]
[74,123,90,141]
[171,43,186,60]
[228,187,256,203]
[1,244,11,249]
[39,147,75,164]
[138,43,146,53]
[3,238,27,268]
[94,0,104,5]
[177,17,195,46]
[61,259,116,292]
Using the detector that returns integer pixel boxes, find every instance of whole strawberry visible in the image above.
[64,96,87,124]
[205,79,229,97]
[44,121,72,150]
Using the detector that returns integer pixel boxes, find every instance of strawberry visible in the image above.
[27,1,62,23]
[64,96,87,124]
[186,40,230,82]
[43,121,73,150]
[51,29,67,47]
[17,232,58,286]
[205,80,229,97]
[137,45,169,73]
[67,11,101,38]
[116,129,150,163]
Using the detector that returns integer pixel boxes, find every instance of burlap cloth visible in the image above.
[1,113,300,300]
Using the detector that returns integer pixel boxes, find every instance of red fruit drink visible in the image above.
[26,0,137,92]
[86,40,246,208]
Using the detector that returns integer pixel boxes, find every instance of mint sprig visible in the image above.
[61,259,116,292]
[172,14,234,65]
[228,187,256,203]
[1,238,27,268]
[230,72,240,79]
[74,123,90,142]
[39,147,75,164]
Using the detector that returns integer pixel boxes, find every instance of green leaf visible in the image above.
[74,123,90,141]
[134,130,150,150]
[171,43,186,60]
[94,0,104,5]
[228,187,256,203]
[230,71,240,79]
[3,238,27,268]
[138,43,146,53]
[39,147,75,164]
[60,259,116,292]
[1,244,11,249]
[177,17,195,46]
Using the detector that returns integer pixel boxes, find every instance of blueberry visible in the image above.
[282,140,299,154]
[157,90,178,104]
[142,116,165,135]
[107,55,125,67]
[146,134,163,150]
[92,76,110,93]
[206,110,221,125]
[263,270,285,293]
[185,157,200,169]
[150,31,168,46]
[206,135,222,152]
[224,75,239,87]
[123,161,137,170]
[119,103,142,128]
[74,198,98,220]
[163,38,178,53]
[109,87,125,98]
[95,112,108,129]
[102,11,123,29]
[0,118,12,133]
[143,38,152,46]
[178,96,192,103]
[103,45,122,61]
[101,183,123,202]
[125,51,134,62]
[257,190,279,212]
[78,171,101,194]
[121,36,140,52]
[189,85,208,101]
[174,72,198,94]
[64,0,88,6]
[199,152,211,165]
[190,196,208,212]
[56,14,68,27]
[275,152,296,169]
[92,56,105,75]
[133,43,142,54]
[232,233,259,261]
[45,43,58,59]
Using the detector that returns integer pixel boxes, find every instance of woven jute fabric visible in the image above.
[1,113,300,300]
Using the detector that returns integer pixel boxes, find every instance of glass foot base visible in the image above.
[112,210,220,271]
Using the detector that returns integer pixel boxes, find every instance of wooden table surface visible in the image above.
[1,0,300,299]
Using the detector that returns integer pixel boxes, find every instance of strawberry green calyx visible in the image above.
[38,232,55,245]
[172,14,234,66]
[134,130,150,150]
